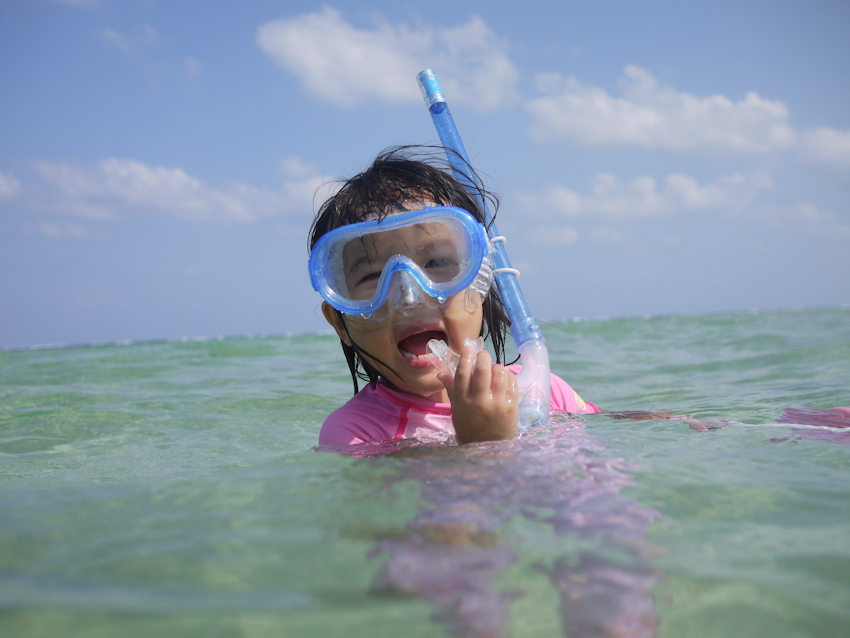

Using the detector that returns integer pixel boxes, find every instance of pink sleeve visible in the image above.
[549,372,600,414]
[505,366,599,414]
[318,385,399,446]
[318,411,369,446]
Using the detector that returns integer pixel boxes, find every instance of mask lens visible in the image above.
[340,219,466,301]
[310,207,488,317]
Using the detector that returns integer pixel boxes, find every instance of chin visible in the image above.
[391,369,445,400]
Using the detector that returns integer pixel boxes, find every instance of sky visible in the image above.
[1,0,849,348]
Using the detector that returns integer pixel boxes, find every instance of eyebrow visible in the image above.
[344,235,379,276]
[344,227,451,276]
[346,255,372,275]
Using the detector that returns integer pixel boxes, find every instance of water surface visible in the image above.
[1,308,849,637]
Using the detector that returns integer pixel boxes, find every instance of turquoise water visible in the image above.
[1,307,849,637]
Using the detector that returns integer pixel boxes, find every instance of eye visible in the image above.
[357,270,382,286]
[425,256,453,269]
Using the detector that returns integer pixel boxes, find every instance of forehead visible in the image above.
[356,195,434,221]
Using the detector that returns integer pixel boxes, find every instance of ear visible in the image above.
[322,302,351,346]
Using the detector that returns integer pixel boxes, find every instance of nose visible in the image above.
[388,270,428,316]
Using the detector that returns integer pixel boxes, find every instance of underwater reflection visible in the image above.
[775,406,850,443]
[332,415,660,638]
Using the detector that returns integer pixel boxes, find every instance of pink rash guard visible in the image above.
[318,366,600,447]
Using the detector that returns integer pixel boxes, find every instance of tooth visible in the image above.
[400,349,433,361]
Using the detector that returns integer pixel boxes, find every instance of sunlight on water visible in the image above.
[1,308,849,637]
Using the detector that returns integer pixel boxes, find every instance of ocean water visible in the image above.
[1,307,849,637]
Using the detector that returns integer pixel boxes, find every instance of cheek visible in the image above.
[442,293,485,336]
[344,313,394,334]
[344,321,396,356]
[344,288,484,338]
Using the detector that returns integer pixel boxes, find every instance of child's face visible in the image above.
[323,289,483,403]
[321,201,486,402]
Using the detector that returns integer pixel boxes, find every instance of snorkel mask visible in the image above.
[309,206,496,322]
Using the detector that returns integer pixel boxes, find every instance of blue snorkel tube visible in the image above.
[417,69,550,428]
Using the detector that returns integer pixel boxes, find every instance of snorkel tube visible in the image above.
[417,69,550,429]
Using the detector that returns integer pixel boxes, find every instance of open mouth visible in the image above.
[398,330,447,361]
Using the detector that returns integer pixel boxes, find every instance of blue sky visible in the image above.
[1,0,849,348]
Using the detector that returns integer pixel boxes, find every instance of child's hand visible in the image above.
[437,346,519,444]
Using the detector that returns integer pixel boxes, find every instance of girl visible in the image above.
[309,147,599,447]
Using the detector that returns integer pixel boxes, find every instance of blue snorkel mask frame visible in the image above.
[309,205,493,319]
[417,69,552,428]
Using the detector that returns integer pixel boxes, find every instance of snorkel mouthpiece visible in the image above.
[428,336,485,375]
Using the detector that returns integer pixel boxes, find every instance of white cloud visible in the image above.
[26,158,323,223]
[526,225,578,245]
[757,202,850,237]
[760,201,824,224]
[279,156,318,180]
[26,221,107,240]
[101,25,159,58]
[590,227,627,244]
[799,127,850,172]
[526,66,796,154]
[100,26,200,81]
[516,170,772,219]
[183,57,202,78]
[0,171,20,199]
[256,7,518,111]
[278,157,340,211]
[664,171,773,210]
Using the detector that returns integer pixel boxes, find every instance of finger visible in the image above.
[490,363,506,395]
[469,350,492,399]
[507,369,518,401]
[490,364,516,400]
[453,345,477,396]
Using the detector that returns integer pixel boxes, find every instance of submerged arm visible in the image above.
[600,410,726,431]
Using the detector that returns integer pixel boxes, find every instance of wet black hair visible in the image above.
[309,145,512,395]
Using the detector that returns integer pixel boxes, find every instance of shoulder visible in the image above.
[505,365,600,414]
[319,383,402,446]
[549,372,600,414]
[319,383,428,445]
